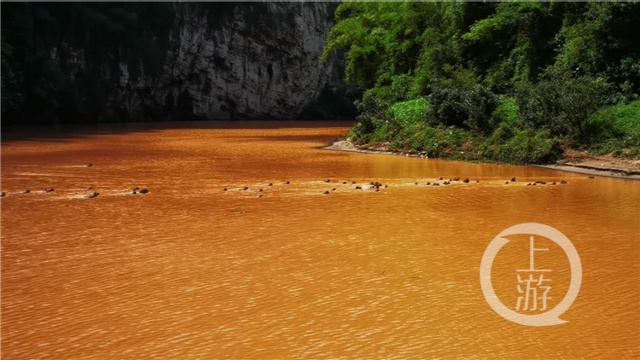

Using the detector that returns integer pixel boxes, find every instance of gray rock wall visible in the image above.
[46,3,347,122]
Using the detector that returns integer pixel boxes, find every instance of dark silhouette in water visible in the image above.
[285,181,290,185]
[22,189,30,194]
[86,192,99,199]
[139,188,149,194]
[463,178,469,183]
[323,190,330,194]
[511,177,516,182]
[1,192,6,197]
[561,180,568,184]
[86,163,93,167]
[43,188,55,193]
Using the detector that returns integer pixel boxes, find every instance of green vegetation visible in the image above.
[323,2,640,164]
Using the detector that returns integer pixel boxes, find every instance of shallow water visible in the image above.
[2,121,639,359]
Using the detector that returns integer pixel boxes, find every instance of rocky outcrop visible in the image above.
[45,3,350,122]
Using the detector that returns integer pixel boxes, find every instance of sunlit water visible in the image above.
[2,121,639,359]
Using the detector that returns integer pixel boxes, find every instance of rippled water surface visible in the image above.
[2,121,639,359]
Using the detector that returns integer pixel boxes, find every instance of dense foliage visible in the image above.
[323,2,640,163]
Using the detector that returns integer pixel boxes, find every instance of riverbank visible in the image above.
[323,139,640,180]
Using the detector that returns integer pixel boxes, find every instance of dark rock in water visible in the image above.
[268,183,273,186]
[511,177,516,182]
[259,189,263,192]
[285,181,290,185]
[86,192,100,199]
[139,188,149,194]
[223,188,228,191]
[505,181,509,184]
[342,181,347,185]
[426,182,431,185]
[243,187,249,190]
[463,178,469,183]
[44,188,55,193]
[439,177,443,180]
[258,195,263,198]
[535,180,547,185]
[133,187,141,191]
[1,192,6,197]
[355,186,361,189]
[476,180,479,183]
[326,179,331,183]
[552,182,557,185]
[332,188,336,191]
[23,190,30,194]
[453,177,460,181]
[415,182,418,185]
[323,190,330,194]
[385,185,388,188]
[86,163,93,167]
[351,181,356,184]
[588,176,595,179]
[561,180,568,184]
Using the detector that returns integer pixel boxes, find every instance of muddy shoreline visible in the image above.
[322,140,640,180]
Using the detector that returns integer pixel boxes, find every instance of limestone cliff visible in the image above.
[1,3,354,124]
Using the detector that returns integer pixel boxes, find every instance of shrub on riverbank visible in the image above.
[325,2,640,164]
[586,100,640,157]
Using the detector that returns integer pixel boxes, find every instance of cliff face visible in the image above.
[1,3,353,124]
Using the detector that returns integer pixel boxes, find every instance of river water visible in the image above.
[2,121,638,359]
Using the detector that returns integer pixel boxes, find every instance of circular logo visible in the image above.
[479,223,582,326]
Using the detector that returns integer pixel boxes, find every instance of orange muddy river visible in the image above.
[1,121,639,359]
